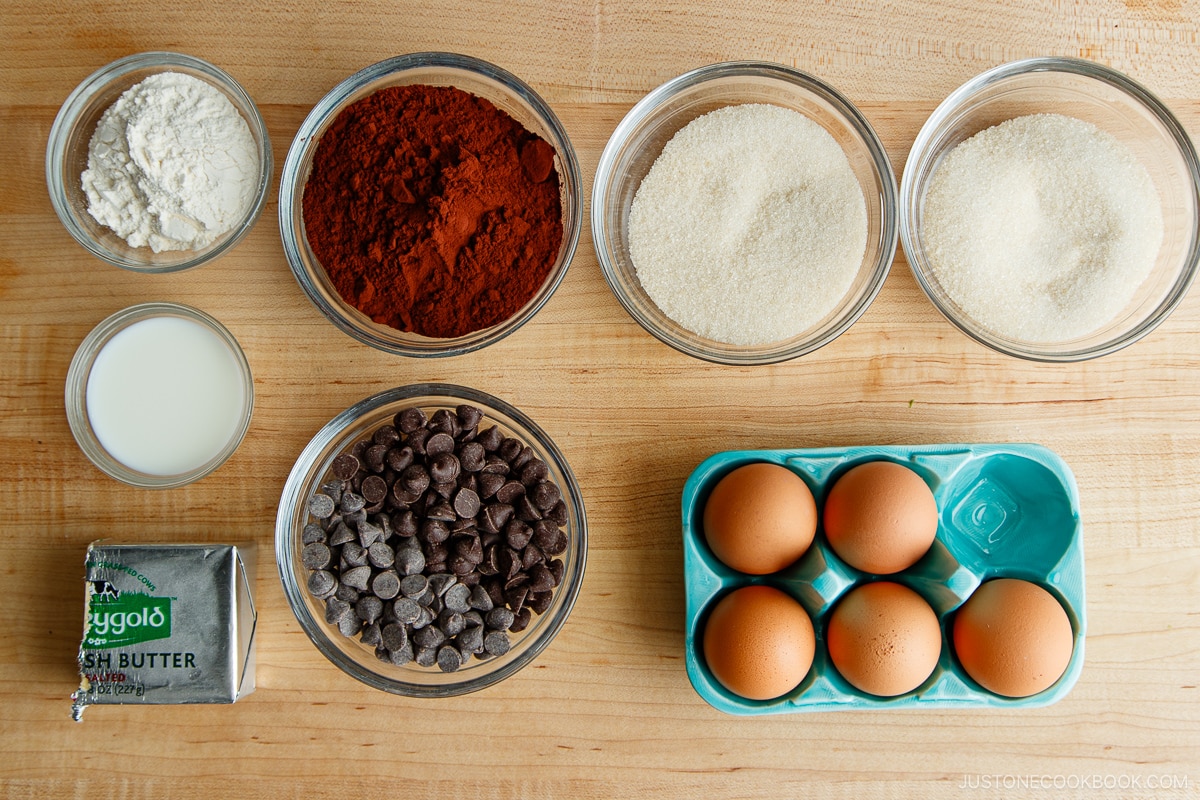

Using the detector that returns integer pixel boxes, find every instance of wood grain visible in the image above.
[2,1,1199,797]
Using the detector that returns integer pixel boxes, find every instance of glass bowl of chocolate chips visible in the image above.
[276,383,587,696]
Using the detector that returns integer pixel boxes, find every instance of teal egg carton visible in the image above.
[682,444,1086,715]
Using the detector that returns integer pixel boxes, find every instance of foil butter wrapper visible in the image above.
[71,542,256,721]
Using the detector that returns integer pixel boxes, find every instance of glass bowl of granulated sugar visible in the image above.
[901,58,1200,361]
[592,61,898,366]
[46,52,272,273]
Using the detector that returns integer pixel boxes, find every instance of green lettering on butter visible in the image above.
[84,592,172,649]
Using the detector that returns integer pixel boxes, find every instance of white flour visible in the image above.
[82,72,259,253]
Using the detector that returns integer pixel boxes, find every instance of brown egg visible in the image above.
[953,578,1074,698]
[703,585,815,701]
[703,463,817,575]
[826,581,942,697]
[822,460,938,574]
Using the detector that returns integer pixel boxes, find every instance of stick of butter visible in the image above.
[71,542,256,720]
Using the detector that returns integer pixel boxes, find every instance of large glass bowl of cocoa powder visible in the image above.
[279,53,583,357]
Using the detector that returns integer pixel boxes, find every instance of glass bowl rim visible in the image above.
[274,382,588,696]
[45,50,274,274]
[898,56,1200,362]
[277,51,583,359]
[64,301,256,488]
[591,59,899,366]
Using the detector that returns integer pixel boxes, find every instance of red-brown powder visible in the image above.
[302,84,563,338]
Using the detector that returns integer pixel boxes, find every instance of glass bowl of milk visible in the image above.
[66,303,254,488]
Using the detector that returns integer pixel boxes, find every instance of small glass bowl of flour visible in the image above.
[47,52,272,273]
[901,58,1200,361]
[592,61,898,365]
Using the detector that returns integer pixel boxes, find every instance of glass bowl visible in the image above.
[278,53,583,358]
[65,302,255,488]
[591,61,897,366]
[275,383,587,696]
[900,57,1200,361]
[46,52,273,273]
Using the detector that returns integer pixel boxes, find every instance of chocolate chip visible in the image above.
[342,565,372,591]
[341,492,366,514]
[485,607,514,631]
[303,523,327,545]
[372,571,401,600]
[397,407,427,433]
[458,625,484,654]
[515,495,542,523]
[407,428,430,456]
[361,475,388,504]
[356,596,384,624]
[394,544,425,576]
[400,464,430,495]
[301,542,331,570]
[386,446,414,472]
[429,409,459,437]
[365,444,388,473]
[509,607,531,633]
[546,500,569,526]
[400,574,428,598]
[543,528,568,556]
[360,622,382,647]
[457,404,483,432]
[444,583,472,613]
[381,622,408,652]
[426,502,456,523]
[308,570,336,598]
[413,625,446,650]
[337,613,362,637]
[308,493,335,519]
[528,590,553,616]
[389,642,414,665]
[436,644,463,673]
[325,597,352,625]
[496,480,525,504]
[429,451,460,483]
[468,584,494,612]
[426,432,456,457]
[357,520,385,548]
[414,646,437,668]
[548,558,565,587]
[520,459,548,486]
[484,503,514,531]
[483,630,511,656]
[340,542,368,568]
[392,597,422,625]
[393,510,418,537]
[373,425,401,447]
[332,453,360,480]
[334,583,360,603]
[439,610,466,637]
[421,519,450,545]
[453,487,480,519]
[506,519,533,550]
[476,426,503,451]
[459,442,485,471]
[532,480,561,512]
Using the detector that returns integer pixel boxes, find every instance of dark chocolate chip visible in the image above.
[342,565,372,591]
[429,451,460,483]
[341,492,366,514]
[397,407,427,433]
[459,441,485,472]
[532,480,562,512]
[483,630,511,656]
[307,570,336,598]
[386,446,414,472]
[509,607,531,633]
[373,425,401,447]
[453,488,480,519]
[496,480,526,504]
[361,475,388,504]
[372,570,401,600]
[468,584,494,612]
[457,404,483,432]
[506,519,533,550]
[426,432,455,457]
[301,542,331,570]
[365,444,388,473]
[436,645,463,673]
[308,493,335,519]
[332,453,360,480]
[519,459,548,486]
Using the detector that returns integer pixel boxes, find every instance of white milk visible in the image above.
[86,315,247,476]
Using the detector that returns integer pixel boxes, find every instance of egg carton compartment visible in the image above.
[682,443,1086,715]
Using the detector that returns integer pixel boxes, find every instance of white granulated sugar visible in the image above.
[82,72,259,253]
[923,113,1163,342]
[628,104,867,346]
